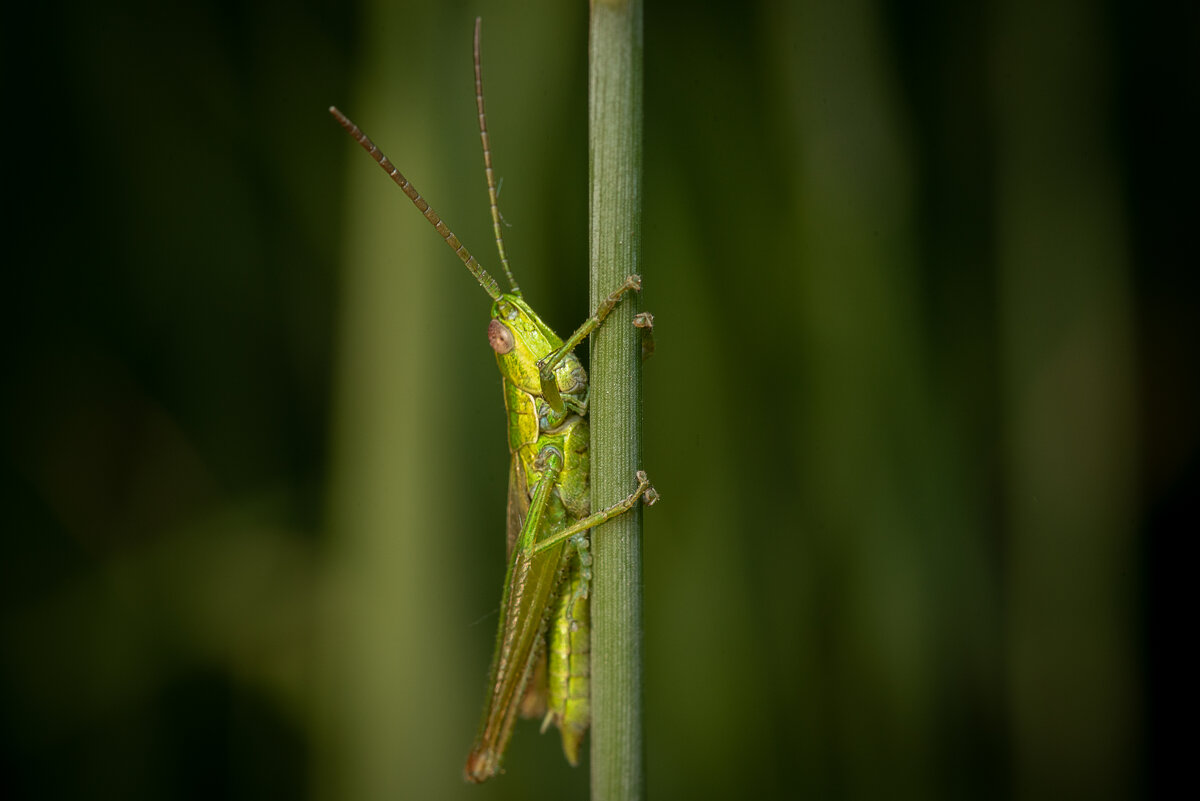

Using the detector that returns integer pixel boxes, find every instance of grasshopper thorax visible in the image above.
[488,294,587,417]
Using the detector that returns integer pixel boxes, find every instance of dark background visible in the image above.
[2,0,1193,799]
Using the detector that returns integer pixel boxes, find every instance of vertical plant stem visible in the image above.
[588,1,645,800]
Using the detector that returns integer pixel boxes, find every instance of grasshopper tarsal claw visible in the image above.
[635,470,659,506]
[634,311,656,361]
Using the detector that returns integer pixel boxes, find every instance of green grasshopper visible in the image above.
[330,18,656,784]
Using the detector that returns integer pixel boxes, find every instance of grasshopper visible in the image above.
[330,18,656,784]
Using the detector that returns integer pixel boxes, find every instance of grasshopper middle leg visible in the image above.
[531,471,657,558]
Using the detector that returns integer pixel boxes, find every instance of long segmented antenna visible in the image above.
[473,17,521,297]
[329,105,503,302]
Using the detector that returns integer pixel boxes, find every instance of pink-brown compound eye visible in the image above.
[487,319,514,354]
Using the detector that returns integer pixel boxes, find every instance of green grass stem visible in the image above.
[587,1,646,800]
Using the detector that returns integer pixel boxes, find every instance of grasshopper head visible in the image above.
[488,294,586,413]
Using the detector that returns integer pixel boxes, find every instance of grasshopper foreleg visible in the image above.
[537,275,648,405]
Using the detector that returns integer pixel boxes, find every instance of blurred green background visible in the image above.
[2,0,1192,798]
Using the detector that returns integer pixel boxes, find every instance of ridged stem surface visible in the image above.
[587,1,645,799]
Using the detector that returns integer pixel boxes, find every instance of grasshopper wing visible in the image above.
[505,456,528,558]
[505,455,549,719]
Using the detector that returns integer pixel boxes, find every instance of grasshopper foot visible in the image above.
[634,311,656,361]
[635,470,659,506]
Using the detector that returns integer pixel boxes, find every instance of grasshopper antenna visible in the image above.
[474,17,521,297]
[329,105,504,302]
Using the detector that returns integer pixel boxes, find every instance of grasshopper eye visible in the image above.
[488,319,515,354]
